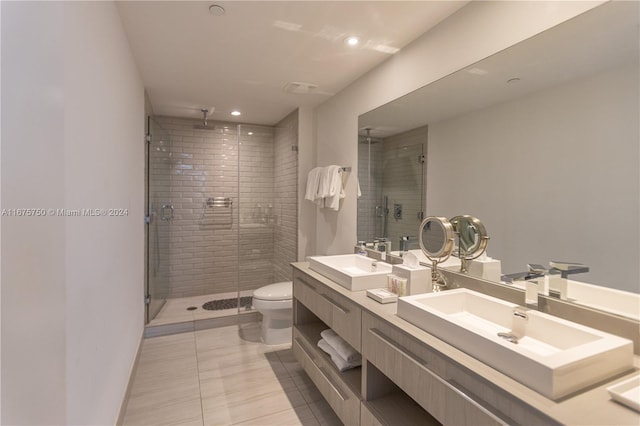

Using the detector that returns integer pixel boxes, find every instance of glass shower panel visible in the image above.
[146,116,171,323]
[381,143,424,248]
[237,121,298,313]
[357,136,384,241]
[237,124,275,305]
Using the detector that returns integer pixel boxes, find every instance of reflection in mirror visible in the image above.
[450,215,489,273]
[358,2,639,321]
[357,126,426,249]
[419,216,455,292]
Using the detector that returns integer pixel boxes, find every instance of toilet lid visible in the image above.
[253,281,292,301]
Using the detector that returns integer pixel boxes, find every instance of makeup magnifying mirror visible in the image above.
[418,216,455,292]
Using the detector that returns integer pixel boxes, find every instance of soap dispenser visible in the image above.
[357,241,367,256]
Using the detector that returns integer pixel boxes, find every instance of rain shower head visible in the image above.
[193,107,215,129]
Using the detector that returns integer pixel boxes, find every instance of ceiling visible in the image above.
[116,1,467,126]
[360,0,639,138]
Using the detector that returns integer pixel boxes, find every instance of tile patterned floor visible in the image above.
[122,323,343,426]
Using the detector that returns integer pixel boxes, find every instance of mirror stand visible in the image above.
[419,216,455,292]
[450,215,489,274]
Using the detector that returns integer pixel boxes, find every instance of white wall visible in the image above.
[428,64,639,293]
[297,106,317,260]
[312,0,603,255]
[1,2,144,424]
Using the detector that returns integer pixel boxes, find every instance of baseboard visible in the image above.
[115,330,144,426]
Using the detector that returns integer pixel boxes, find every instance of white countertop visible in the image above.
[293,262,640,425]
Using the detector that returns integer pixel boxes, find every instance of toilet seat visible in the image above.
[252,298,291,311]
[253,281,292,301]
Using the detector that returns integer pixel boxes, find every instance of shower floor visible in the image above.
[147,290,256,327]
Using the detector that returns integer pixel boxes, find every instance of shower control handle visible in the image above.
[161,204,174,221]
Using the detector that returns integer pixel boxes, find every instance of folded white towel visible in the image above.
[305,167,323,203]
[320,329,361,363]
[317,338,361,372]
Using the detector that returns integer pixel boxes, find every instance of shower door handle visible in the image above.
[161,204,174,221]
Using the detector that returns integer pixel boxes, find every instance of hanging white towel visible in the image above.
[306,165,347,210]
[304,167,323,203]
[320,329,361,363]
[317,338,362,372]
[324,165,345,211]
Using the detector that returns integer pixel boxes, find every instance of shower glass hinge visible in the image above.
[418,154,425,164]
[145,135,151,143]
[417,211,424,220]
[291,145,298,152]
[144,295,151,305]
[144,215,151,224]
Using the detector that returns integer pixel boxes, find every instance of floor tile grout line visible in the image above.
[193,330,206,426]
[131,324,335,426]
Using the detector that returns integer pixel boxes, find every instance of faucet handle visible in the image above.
[549,261,589,278]
[527,263,548,274]
[549,261,588,271]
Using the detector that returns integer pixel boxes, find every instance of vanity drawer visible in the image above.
[293,332,360,426]
[293,269,362,350]
[362,312,508,426]
[294,271,332,325]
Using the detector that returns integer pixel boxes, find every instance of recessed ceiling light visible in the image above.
[345,36,360,47]
[209,4,225,16]
[248,132,253,136]
[231,110,241,116]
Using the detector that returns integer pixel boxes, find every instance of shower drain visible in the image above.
[202,296,252,311]
[186,306,197,311]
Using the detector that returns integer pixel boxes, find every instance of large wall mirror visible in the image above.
[358,2,639,308]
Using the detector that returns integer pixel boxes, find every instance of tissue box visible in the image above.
[392,264,430,295]
[467,257,501,282]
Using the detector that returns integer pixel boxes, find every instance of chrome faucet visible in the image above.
[548,261,589,279]
[399,235,417,253]
[547,261,589,300]
[497,309,529,344]
[376,238,391,255]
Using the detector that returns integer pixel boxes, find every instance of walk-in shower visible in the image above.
[357,126,426,248]
[145,113,298,332]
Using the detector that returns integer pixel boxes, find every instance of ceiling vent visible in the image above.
[283,82,319,95]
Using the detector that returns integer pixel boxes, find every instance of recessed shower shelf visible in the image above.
[206,197,232,207]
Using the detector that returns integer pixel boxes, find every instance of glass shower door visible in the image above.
[146,116,171,323]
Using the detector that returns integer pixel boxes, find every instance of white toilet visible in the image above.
[252,281,293,345]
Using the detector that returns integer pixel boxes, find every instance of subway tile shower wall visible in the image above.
[382,126,426,248]
[155,115,298,299]
[357,126,426,245]
[273,111,298,283]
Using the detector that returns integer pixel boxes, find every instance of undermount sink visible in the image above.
[397,288,634,400]
[308,254,392,291]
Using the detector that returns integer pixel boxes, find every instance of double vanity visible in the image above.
[291,255,639,425]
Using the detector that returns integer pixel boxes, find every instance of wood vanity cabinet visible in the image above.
[361,312,557,425]
[293,265,560,426]
[292,268,362,425]
[293,268,361,350]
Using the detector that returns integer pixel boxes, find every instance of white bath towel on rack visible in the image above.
[324,165,345,211]
[305,167,324,204]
